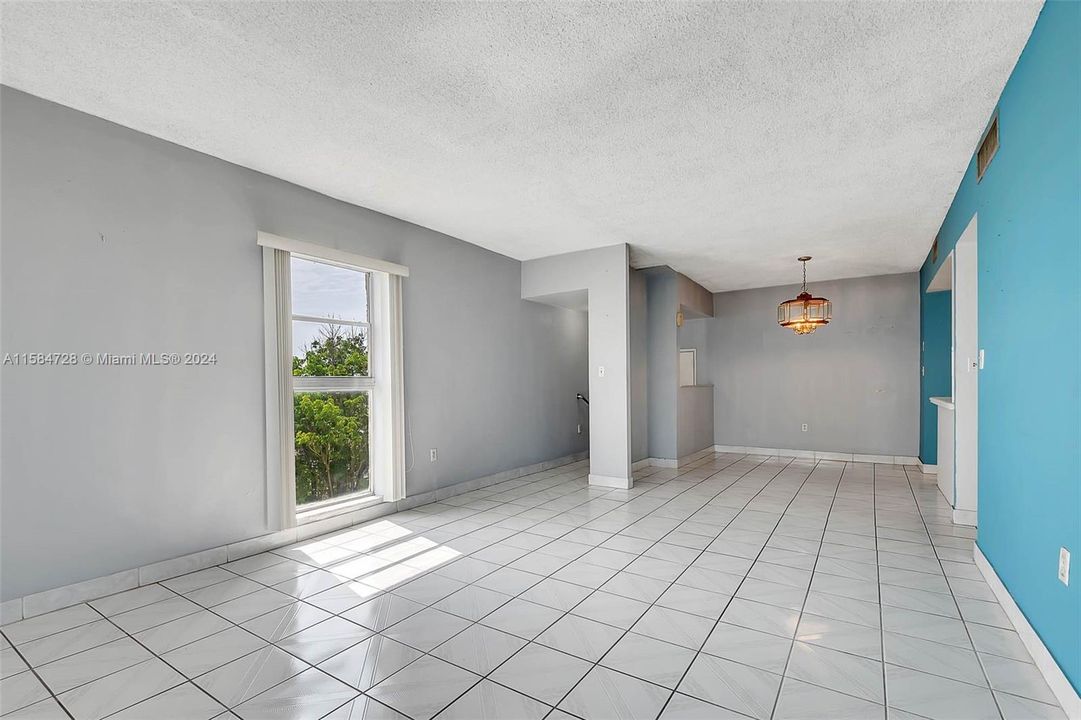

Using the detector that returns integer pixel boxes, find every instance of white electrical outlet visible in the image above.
[598,366,606,378]
[429,448,438,463]
[801,424,808,432]
[1059,547,1070,586]
[978,349,985,369]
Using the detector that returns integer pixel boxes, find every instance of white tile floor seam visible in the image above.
[0,453,1069,720]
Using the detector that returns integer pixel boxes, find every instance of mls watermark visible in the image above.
[2,352,218,366]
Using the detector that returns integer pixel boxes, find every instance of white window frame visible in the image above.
[259,232,408,528]
[292,258,374,514]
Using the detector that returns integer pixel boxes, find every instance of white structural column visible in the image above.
[521,244,632,488]
[953,216,979,526]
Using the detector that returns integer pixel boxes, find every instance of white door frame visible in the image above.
[952,215,979,526]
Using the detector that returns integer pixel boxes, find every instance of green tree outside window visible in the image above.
[293,324,369,506]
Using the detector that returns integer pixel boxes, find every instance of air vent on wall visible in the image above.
[977,116,999,181]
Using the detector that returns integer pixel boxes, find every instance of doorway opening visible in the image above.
[926,214,978,526]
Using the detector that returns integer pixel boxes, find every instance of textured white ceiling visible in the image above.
[1,1,1040,291]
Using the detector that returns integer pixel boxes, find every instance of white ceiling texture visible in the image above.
[0,1,1041,291]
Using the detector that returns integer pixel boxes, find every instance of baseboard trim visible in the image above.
[588,473,633,489]
[713,444,920,466]
[1,450,589,624]
[679,447,717,466]
[632,448,716,472]
[952,508,978,527]
[974,545,1081,719]
[919,462,937,475]
[398,450,589,510]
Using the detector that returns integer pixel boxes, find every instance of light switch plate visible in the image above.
[1060,547,1070,586]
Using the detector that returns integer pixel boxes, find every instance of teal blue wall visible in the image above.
[919,0,1080,692]
[919,290,951,465]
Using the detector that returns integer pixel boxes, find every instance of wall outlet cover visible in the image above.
[1059,547,1070,586]
[801,424,808,432]
[429,448,438,463]
[598,366,606,378]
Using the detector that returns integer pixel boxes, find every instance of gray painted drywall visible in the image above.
[677,274,714,319]
[629,269,649,462]
[677,387,715,458]
[0,87,588,601]
[676,316,714,458]
[706,273,920,455]
[645,269,678,460]
[644,267,716,461]
[521,245,631,485]
[678,317,711,381]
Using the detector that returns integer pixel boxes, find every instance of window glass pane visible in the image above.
[291,256,368,322]
[294,391,370,507]
[293,321,369,377]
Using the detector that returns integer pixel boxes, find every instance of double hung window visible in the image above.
[259,232,407,525]
[291,256,373,508]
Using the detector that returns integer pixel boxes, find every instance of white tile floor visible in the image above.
[0,453,1068,720]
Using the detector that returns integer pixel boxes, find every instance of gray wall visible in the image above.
[704,273,920,455]
[677,387,714,458]
[677,274,714,319]
[643,267,716,461]
[678,315,712,385]
[629,270,649,462]
[521,244,631,485]
[645,269,678,460]
[0,88,588,601]
[677,316,714,458]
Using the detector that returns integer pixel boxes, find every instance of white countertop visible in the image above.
[930,396,955,410]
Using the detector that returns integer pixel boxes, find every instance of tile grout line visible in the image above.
[765,458,848,719]
[9,456,1032,720]
[0,629,77,720]
[10,459,838,717]
[85,602,254,720]
[328,459,961,719]
[901,465,1006,720]
[297,453,853,719]
[199,454,745,719]
[506,456,777,714]
[875,462,891,719]
[651,455,817,719]
[405,453,764,720]
[140,460,613,718]
[5,456,770,720]
[6,456,817,713]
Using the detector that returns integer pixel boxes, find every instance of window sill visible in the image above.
[296,493,386,526]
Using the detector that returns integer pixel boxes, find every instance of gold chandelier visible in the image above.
[778,256,831,335]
